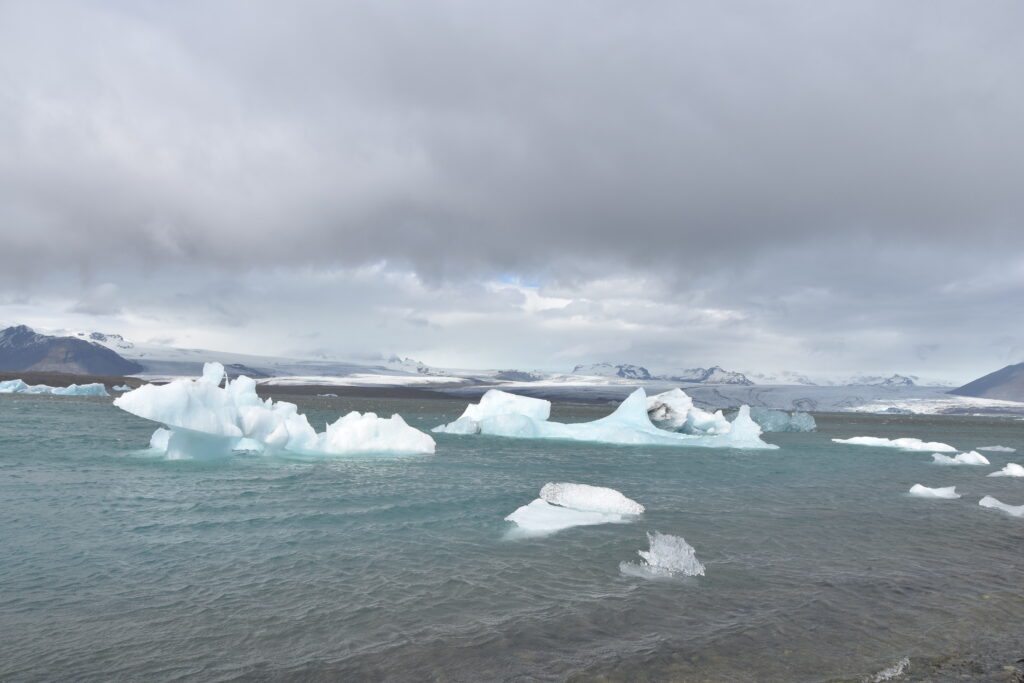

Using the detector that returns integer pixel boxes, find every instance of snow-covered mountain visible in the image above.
[661,366,754,385]
[572,362,754,385]
[0,325,143,375]
[571,362,652,380]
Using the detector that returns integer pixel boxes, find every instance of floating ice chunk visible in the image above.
[646,388,730,435]
[539,482,645,515]
[979,495,1024,517]
[505,482,644,537]
[112,384,132,392]
[747,407,817,433]
[908,484,960,499]
[988,463,1024,478]
[437,388,777,450]
[433,389,550,434]
[867,657,910,682]
[832,436,956,452]
[0,379,109,396]
[931,451,990,466]
[115,362,434,458]
[977,445,1016,453]
[620,531,706,578]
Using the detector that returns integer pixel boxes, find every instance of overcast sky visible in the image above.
[2,1,1022,382]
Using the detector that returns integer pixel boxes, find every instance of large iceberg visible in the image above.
[114,362,435,459]
[931,451,990,466]
[619,531,706,578]
[988,463,1024,478]
[0,379,109,396]
[832,436,956,452]
[979,496,1024,517]
[435,388,777,450]
[505,483,644,537]
[908,484,960,499]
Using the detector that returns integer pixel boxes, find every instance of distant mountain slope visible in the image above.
[0,325,143,375]
[949,363,1024,402]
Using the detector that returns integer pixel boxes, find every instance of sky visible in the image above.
[1,1,1023,383]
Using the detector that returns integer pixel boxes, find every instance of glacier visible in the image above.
[931,451,990,466]
[831,436,956,452]
[114,362,435,459]
[505,483,644,537]
[436,388,777,450]
[978,496,1024,517]
[988,463,1024,478]
[908,484,960,499]
[619,531,706,578]
[0,379,109,396]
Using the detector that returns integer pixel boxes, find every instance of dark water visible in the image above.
[1,395,1023,681]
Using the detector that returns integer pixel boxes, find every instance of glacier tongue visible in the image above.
[115,362,435,458]
[435,388,777,450]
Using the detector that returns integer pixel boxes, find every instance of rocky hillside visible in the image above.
[949,363,1024,402]
[0,325,143,375]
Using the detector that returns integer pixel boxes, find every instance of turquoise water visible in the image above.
[2,394,1023,681]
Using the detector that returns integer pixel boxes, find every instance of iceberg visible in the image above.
[112,384,132,392]
[0,379,109,396]
[831,436,956,452]
[114,362,435,459]
[505,483,644,537]
[646,388,730,435]
[746,407,817,433]
[620,531,706,578]
[436,388,777,450]
[931,451,990,466]
[908,484,960,499]
[979,495,1024,517]
[977,445,1016,453]
[988,463,1024,478]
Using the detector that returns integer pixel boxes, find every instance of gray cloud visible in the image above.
[1,0,1023,380]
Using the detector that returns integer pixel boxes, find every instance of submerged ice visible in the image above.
[505,482,644,537]
[436,388,777,450]
[832,436,956,452]
[620,531,706,578]
[114,362,435,459]
[0,379,109,396]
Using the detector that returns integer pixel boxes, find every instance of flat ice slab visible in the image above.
[931,451,990,466]
[979,495,1024,517]
[620,531,706,578]
[0,379,109,396]
[908,484,960,499]
[505,482,644,537]
[115,362,435,459]
[832,436,956,452]
[977,445,1016,452]
[988,463,1024,478]
[437,388,777,450]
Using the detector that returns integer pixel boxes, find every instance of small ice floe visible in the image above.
[112,384,132,392]
[865,656,910,682]
[988,463,1024,478]
[908,484,960,499]
[620,531,705,579]
[978,495,1024,517]
[931,451,990,466]
[504,483,644,537]
[977,445,1016,453]
[0,379,109,396]
[115,362,435,459]
[436,388,777,449]
[832,436,955,452]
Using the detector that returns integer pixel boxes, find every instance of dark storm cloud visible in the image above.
[2,0,1024,379]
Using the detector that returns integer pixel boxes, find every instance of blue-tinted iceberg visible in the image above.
[908,484,960,499]
[746,407,817,433]
[114,362,435,459]
[646,388,730,435]
[988,463,1024,478]
[979,495,1024,517]
[931,451,989,466]
[436,388,777,450]
[832,436,956,452]
[620,531,706,578]
[505,482,644,537]
[0,379,109,396]
[112,384,132,392]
